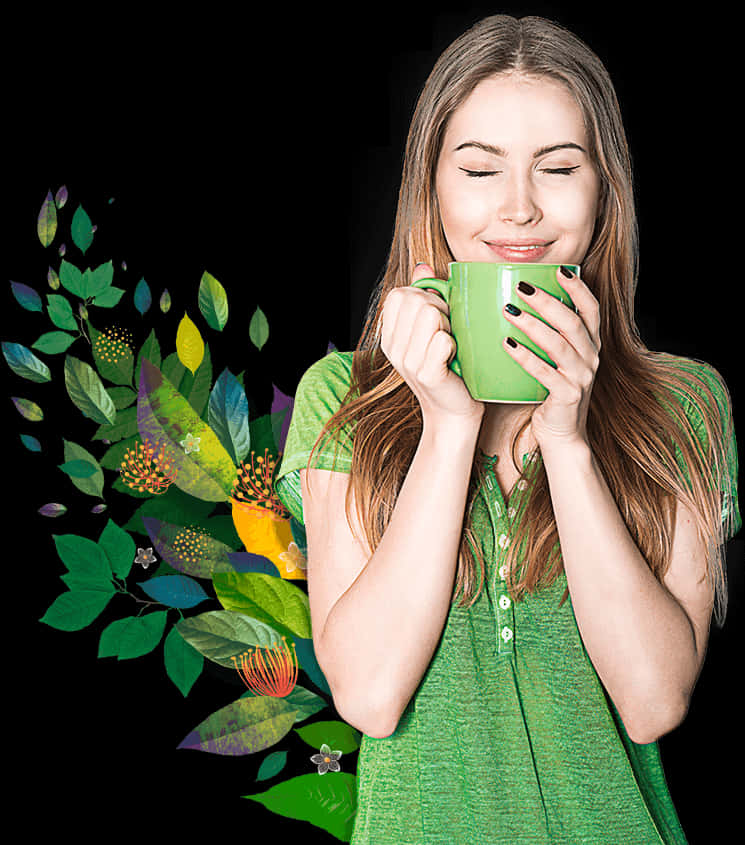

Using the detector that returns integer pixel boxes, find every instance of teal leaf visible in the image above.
[256,750,288,781]
[64,355,117,424]
[164,625,203,696]
[10,281,43,312]
[207,368,251,464]
[62,439,105,498]
[1,342,51,383]
[134,277,151,315]
[20,433,42,451]
[71,204,94,254]
[138,574,210,609]
[58,459,98,478]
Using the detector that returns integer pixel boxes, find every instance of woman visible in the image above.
[275,14,739,844]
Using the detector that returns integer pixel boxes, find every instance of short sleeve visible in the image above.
[670,357,741,542]
[274,350,356,525]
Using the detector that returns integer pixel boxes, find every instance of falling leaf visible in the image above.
[38,503,67,517]
[160,289,171,313]
[55,185,68,208]
[47,267,60,290]
[58,459,99,478]
[71,204,94,254]
[91,504,107,514]
[20,434,41,451]
[137,574,210,609]
[208,368,251,465]
[10,397,44,421]
[176,312,204,375]
[198,271,229,331]
[62,439,105,498]
[10,282,43,312]
[63,355,117,424]
[31,331,77,354]
[1,342,51,383]
[58,260,85,298]
[37,191,57,247]
[133,277,152,315]
[249,306,269,350]
[163,625,203,697]
[46,294,78,330]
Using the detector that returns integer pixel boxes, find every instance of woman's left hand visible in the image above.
[503,265,601,448]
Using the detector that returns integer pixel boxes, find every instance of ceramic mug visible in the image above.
[411,262,579,402]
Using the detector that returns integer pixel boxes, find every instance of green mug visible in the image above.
[411,262,579,403]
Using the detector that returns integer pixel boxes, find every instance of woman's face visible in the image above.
[435,73,601,266]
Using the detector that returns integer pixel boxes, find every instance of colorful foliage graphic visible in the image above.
[8,187,361,841]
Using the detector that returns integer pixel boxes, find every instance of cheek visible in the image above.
[439,182,490,237]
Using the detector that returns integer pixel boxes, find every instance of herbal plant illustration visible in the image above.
[9,187,359,842]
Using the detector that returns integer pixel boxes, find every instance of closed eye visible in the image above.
[460,167,580,178]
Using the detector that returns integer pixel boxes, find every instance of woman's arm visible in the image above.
[306,418,482,739]
[540,436,712,744]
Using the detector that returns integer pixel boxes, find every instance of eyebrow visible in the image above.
[453,140,587,158]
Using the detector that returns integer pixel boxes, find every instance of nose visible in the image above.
[497,172,541,225]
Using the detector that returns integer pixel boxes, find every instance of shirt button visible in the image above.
[498,564,508,580]
[498,533,510,550]
[501,626,513,642]
[507,506,516,519]
[517,480,528,491]
[499,594,511,609]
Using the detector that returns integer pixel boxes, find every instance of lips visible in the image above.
[486,240,554,261]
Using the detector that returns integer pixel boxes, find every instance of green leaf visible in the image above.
[177,696,298,755]
[108,386,137,409]
[294,720,362,754]
[198,271,229,331]
[89,322,134,386]
[62,439,105,498]
[1,342,51,383]
[175,610,287,668]
[243,773,357,842]
[212,573,312,639]
[46,293,78,330]
[117,610,169,659]
[58,459,98,478]
[59,260,85,298]
[249,306,269,350]
[71,204,94,254]
[53,532,112,580]
[98,518,136,578]
[142,516,236,578]
[87,260,114,297]
[92,286,125,308]
[208,368,251,465]
[164,625,203,696]
[64,355,117,424]
[40,589,115,631]
[92,404,138,443]
[37,191,57,247]
[32,331,77,354]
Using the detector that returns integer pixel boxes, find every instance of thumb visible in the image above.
[411,261,437,285]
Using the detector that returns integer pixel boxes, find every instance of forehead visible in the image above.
[443,74,587,148]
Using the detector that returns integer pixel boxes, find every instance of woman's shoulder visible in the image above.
[292,348,357,416]
[660,352,732,412]
[299,348,355,386]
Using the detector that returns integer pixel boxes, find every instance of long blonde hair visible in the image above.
[305,14,737,627]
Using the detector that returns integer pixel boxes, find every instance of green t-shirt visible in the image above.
[275,349,740,845]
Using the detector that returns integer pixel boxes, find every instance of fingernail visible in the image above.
[505,303,521,316]
[517,281,535,295]
[560,265,574,278]
[506,336,518,348]
[415,261,429,268]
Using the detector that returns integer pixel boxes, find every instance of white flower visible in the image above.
[310,742,343,774]
[180,432,201,454]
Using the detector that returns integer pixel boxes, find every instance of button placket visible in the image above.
[483,466,515,657]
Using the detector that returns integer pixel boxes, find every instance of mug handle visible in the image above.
[410,277,462,378]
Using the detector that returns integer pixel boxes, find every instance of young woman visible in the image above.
[275,14,739,844]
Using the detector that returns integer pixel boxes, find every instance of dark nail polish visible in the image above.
[517,281,535,295]
[506,336,518,348]
[560,265,574,278]
[505,303,521,316]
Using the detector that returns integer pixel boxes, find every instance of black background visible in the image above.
[5,3,742,842]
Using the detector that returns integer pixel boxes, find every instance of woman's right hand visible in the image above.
[380,263,485,428]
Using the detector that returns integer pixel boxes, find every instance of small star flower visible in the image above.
[310,743,342,775]
[135,547,157,569]
[180,432,201,454]
[279,541,307,573]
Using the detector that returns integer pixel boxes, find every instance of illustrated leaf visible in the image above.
[174,610,288,668]
[64,355,117,424]
[256,750,288,781]
[198,271,229,331]
[10,397,44,421]
[37,190,57,247]
[71,204,94,254]
[47,293,78,330]
[97,518,136,579]
[61,438,105,499]
[53,531,113,580]
[55,185,68,208]
[98,610,168,659]
[249,306,269,350]
[136,358,237,502]
[176,312,204,375]
[207,368,251,465]
[10,281,43,312]
[92,404,138,444]
[86,261,114,297]
[58,260,85,297]
[138,574,210,609]
[89,323,134,386]
[108,386,137,409]
[212,572,312,639]
[133,277,151,315]
[243,773,358,842]
[32,331,77,354]
[141,516,236,577]
[2,342,51,383]
[160,289,171,313]
[92,286,125,308]
[177,696,298,755]
[164,625,203,696]
[20,434,41,451]
[59,459,98,478]
[40,589,115,631]
[294,720,362,754]
[39,503,67,517]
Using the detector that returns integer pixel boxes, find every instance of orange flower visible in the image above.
[231,636,298,697]
[231,449,289,518]
[119,438,178,494]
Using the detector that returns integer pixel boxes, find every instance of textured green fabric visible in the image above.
[275,350,740,844]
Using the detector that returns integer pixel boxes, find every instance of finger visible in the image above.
[554,266,601,349]
[410,263,450,315]
[503,337,581,404]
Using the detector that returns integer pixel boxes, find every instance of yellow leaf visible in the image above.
[176,312,204,375]
[231,500,303,579]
